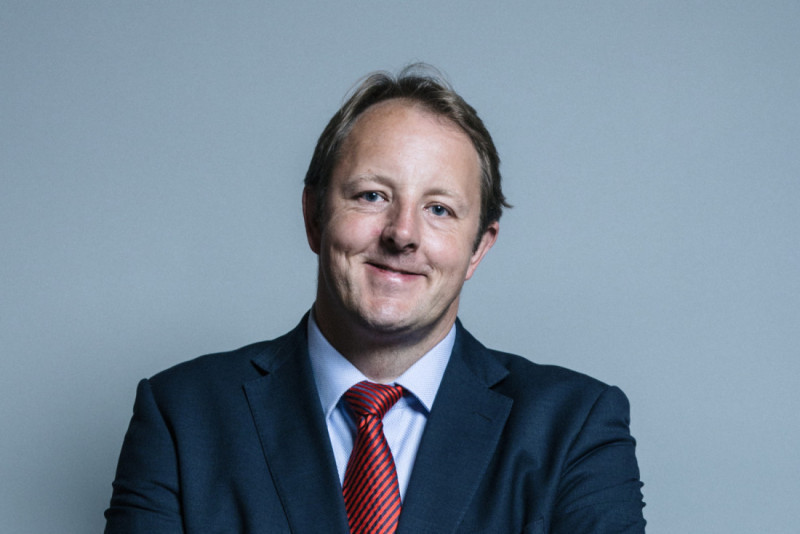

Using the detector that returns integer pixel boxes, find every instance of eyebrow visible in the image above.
[343,174,392,189]
[343,175,463,199]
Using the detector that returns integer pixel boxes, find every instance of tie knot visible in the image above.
[344,380,404,420]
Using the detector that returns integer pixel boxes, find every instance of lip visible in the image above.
[366,261,424,278]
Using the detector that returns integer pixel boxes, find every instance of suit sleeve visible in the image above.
[104,379,184,534]
[551,386,646,533]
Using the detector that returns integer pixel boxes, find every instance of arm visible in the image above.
[551,386,646,533]
[104,379,184,534]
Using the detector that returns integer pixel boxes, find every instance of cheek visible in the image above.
[324,213,381,253]
[427,230,474,266]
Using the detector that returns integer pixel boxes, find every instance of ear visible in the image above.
[465,221,499,281]
[302,186,321,254]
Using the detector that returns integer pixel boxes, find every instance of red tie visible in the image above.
[342,381,404,534]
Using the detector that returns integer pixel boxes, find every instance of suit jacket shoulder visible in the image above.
[148,328,296,390]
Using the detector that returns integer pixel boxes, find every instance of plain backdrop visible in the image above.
[1,2,798,532]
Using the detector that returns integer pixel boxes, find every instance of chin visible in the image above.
[354,305,421,334]
[359,314,414,333]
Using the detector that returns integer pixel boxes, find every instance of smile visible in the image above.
[366,262,423,277]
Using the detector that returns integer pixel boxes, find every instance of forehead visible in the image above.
[336,99,481,182]
[345,99,467,147]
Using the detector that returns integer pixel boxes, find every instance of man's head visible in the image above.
[304,64,509,249]
[302,65,508,365]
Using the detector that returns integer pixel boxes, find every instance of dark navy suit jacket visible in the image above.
[105,318,645,533]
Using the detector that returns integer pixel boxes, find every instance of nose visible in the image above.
[381,202,419,252]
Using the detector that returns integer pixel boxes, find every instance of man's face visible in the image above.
[304,99,498,341]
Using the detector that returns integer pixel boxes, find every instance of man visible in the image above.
[105,65,646,533]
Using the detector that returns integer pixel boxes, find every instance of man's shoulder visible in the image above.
[489,348,610,394]
[455,323,627,425]
[147,321,306,392]
[478,346,633,440]
[455,322,612,398]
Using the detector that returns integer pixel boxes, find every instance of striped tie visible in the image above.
[342,380,404,534]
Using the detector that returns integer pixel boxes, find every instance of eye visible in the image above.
[359,191,383,202]
[428,204,451,217]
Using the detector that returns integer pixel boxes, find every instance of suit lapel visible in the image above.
[243,319,350,534]
[398,323,512,534]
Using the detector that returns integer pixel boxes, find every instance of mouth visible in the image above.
[366,262,423,277]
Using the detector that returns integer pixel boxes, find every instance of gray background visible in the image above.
[2,1,798,532]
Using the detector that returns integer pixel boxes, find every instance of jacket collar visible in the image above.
[244,315,351,534]
[398,321,512,533]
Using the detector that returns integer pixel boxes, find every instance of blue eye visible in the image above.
[429,204,450,217]
[360,192,382,202]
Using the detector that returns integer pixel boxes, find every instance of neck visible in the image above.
[311,306,454,383]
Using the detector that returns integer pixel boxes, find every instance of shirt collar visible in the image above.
[307,310,454,418]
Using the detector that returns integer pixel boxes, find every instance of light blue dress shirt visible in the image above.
[307,312,454,501]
